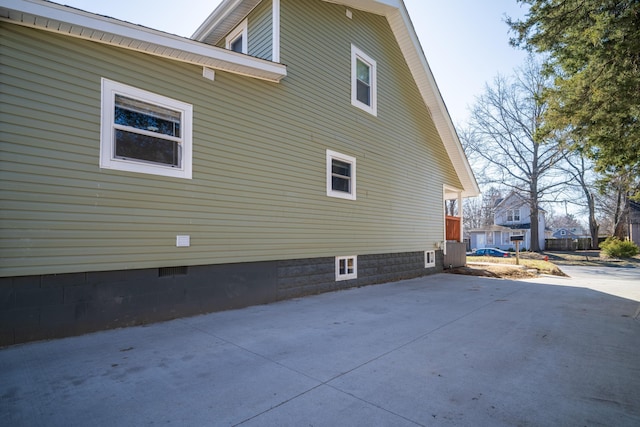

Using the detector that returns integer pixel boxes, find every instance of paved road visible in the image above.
[532,264,640,303]
[1,267,639,426]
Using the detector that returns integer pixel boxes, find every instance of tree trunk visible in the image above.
[586,192,599,249]
[613,191,628,239]
[529,202,541,252]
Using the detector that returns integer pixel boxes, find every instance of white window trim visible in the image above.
[507,208,521,223]
[100,78,193,179]
[425,250,436,268]
[226,19,248,54]
[326,149,356,200]
[351,44,377,116]
[335,256,358,281]
[486,231,494,245]
[272,0,280,62]
[503,233,511,245]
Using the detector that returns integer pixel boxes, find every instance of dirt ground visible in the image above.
[448,264,539,279]
[448,250,640,280]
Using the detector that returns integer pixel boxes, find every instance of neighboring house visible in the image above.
[0,0,479,344]
[630,200,640,247]
[552,227,587,239]
[468,192,546,251]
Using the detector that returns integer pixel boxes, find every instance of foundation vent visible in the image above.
[158,266,188,277]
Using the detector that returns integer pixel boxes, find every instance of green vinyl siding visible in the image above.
[249,0,273,60]
[1,0,461,277]
[213,0,273,60]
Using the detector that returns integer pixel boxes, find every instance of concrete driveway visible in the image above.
[1,267,639,426]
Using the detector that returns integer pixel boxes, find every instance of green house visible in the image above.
[0,0,479,345]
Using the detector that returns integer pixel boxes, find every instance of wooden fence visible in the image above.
[446,216,461,242]
[545,238,593,251]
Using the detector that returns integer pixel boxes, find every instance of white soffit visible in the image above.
[0,0,286,82]
[192,0,262,45]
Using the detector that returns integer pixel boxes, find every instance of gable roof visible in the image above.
[0,0,287,82]
[194,0,480,198]
[495,191,546,212]
[2,0,479,197]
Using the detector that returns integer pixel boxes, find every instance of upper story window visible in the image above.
[506,208,521,222]
[351,45,377,116]
[226,19,248,54]
[327,149,356,200]
[100,79,192,179]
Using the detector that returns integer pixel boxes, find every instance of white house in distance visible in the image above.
[468,192,546,251]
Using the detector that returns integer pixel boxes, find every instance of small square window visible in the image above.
[425,251,436,268]
[100,79,192,179]
[327,150,356,200]
[351,45,377,116]
[336,256,357,281]
[226,19,248,54]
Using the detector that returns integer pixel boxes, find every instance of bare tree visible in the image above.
[462,188,503,231]
[462,57,568,251]
[547,212,583,231]
[560,151,599,248]
[596,169,639,240]
[445,199,457,217]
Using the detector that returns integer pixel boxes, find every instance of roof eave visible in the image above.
[0,0,287,83]
[191,0,480,198]
[384,4,480,198]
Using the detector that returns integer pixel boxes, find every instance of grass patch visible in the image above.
[455,250,639,280]
[543,251,640,267]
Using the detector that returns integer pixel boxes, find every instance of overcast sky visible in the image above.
[58,0,529,127]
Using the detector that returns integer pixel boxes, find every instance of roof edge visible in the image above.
[1,0,286,82]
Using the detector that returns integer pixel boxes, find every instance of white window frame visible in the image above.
[425,250,436,268]
[326,149,356,200]
[335,256,357,281]
[486,231,494,245]
[226,19,248,54]
[100,78,193,179]
[506,208,521,223]
[351,44,377,116]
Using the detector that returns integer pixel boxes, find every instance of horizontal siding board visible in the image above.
[1,0,461,277]
[248,0,273,60]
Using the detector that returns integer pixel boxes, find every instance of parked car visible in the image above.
[473,248,511,257]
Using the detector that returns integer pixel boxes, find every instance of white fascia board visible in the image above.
[0,0,286,82]
[323,0,398,14]
[321,0,479,198]
[192,0,245,41]
[191,0,262,46]
[385,4,479,198]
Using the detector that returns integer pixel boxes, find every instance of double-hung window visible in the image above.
[327,150,356,200]
[226,19,248,54]
[351,45,377,116]
[507,208,520,223]
[100,79,192,179]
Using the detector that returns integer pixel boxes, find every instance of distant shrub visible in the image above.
[599,237,639,258]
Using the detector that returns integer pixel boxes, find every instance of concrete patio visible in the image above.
[1,266,639,426]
